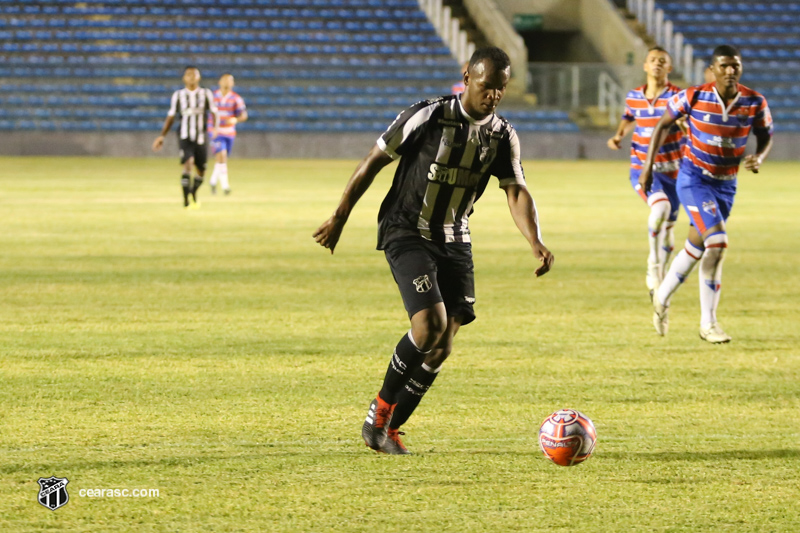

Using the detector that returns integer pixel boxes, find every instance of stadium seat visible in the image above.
[0,0,582,134]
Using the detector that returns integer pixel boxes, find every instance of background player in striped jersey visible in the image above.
[640,45,774,343]
[313,47,554,455]
[208,74,248,196]
[152,66,219,208]
[607,46,684,299]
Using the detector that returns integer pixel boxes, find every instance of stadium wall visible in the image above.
[4,132,798,161]
[494,0,647,67]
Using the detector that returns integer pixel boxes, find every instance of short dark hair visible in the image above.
[648,45,671,58]
[184,65,199,73]
[710,45,741,64]
[468,47,511,73]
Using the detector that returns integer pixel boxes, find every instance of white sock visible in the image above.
[647,195,671,266]
[209,164,220,187]
[219,163,229,191]
[699,232,728,326]
[657,240,704,306]
[659,222,675,273]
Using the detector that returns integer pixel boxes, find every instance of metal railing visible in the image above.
[626,0,705,84]
[528,63,634,122]
[417,0,476,64]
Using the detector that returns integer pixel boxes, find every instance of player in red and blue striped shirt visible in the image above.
[640,45,774,343]
[608,46,684,297]
[208,74,248,195]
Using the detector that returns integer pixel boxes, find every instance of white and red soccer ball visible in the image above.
[538,409,597,466]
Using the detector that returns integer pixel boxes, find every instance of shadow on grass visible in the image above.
[599,449,800,461]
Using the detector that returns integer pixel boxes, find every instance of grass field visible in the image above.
[1,156,799,532]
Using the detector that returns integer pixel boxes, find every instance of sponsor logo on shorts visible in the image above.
[412,275,432,293]
[464,296,476,304]
[702,200,717,216]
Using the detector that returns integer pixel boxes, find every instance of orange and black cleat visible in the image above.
[381,428,411,455]
[362,396,395,451]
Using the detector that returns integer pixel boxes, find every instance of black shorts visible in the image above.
[384,236,476,325]
[178,139,207,172]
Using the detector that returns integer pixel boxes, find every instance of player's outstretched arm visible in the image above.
[504,184,554,277]
[638,111,678,193]
[607,119,635,150]
[152,115,175,152]
[313,144,394,254]
[744,130,773,173]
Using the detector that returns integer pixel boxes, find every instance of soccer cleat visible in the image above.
[189,198,201,210]
[699,323,731,344]
[362,396,395,451]
[224,189,231,196]
[381,429,411,455]
[210,185,216,195]
[652,297,669,336]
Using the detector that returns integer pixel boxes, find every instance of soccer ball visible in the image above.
[538,409,597,466]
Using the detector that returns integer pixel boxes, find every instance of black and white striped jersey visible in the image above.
[376,94,526,250]
[167,87,218,144]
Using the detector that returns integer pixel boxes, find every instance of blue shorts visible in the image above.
[677,168,736,234]
[629,168,680,222]
[212,135,235,155]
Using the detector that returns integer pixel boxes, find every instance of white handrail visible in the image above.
[417,0,474,64]
[598,71,625,125]
[462,0,528,86]
[628,0,703,82]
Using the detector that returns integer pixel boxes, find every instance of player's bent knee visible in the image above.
[426,342,452,367]
[702,232,728,260]
[411,310,447,350]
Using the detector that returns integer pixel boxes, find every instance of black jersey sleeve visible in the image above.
[489,126,526,188]
[376,99,441,160]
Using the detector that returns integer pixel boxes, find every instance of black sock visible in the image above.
[191,176,204,202]
[378,333,427,404]
[181,174,191,206]
[389,364,439,429]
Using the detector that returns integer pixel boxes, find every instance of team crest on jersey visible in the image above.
[703,113,711,122]
[702,200,717,216]
[412,275,432,293]
[736,112,749,126]
[38,476,69,511]
[479,146,496,163]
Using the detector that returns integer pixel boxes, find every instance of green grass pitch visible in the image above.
[1,156,799,532]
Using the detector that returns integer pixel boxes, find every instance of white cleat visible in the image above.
[652,298,669,336]
[699,323,732,344]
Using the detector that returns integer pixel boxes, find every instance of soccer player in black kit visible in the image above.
[152,66,219,208]
[313,48,554,454]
